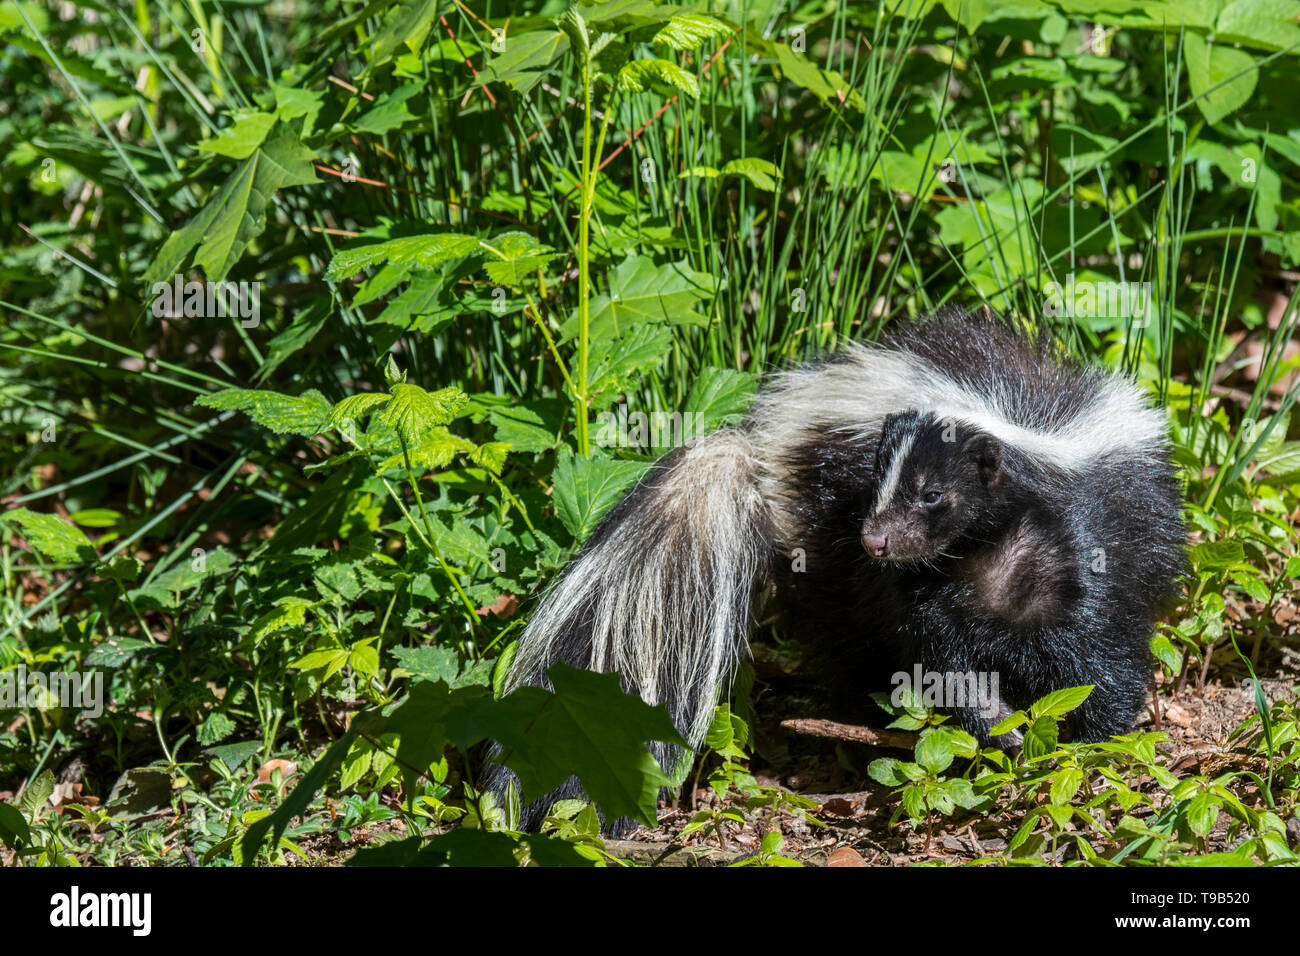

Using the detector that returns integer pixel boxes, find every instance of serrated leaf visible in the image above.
[327,392,391,432]
[365,0,440,70]
[617,59,698,98]
[561,255,715,342]
[198,388,331,437]
[377,384,469,445]
[250,597,314,642]
[454,664,686,827]
[327,233,481,280]
[144,123,318,283]
[481,231,557,287]
[550,449,649,542]
[683,367,757,430]
[653,13,731,51]
[377,426,475,472]
[2,508,95,562]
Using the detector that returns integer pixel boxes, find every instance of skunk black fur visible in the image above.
[488,310,1186,828]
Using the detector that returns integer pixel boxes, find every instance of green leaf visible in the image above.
[327,392,391,431]
[20,770,55,822]
[144,123,318,283]
[720,158,781,191]
[0,802,31,848]
[2,508,95,562]
[775,44,863,110]
[1049,768,1084,805]
[327,233,481,280]
[377,384,469,445]
[1030,685,1094,718]
[617,59,698,98]
[1184,34,1258,125]
[250,596,314,642]
[1191,540,1245,571]
[353,84,425,134]
[868,757,907,787]
[1021,715,1060,761]
[561,255,715,342]
[461,664,687,827]
[683,367,757,431]
[365,0,440,70]
[1215,0,1300,53]
[653,13,731,51]
[481,231,557,287]
[197,110,277,159]
[557,6,590,64]
[476,29,568,94]
[915,729,956,774]
[550,449,649,542]
[198,388,331,437]
[1187,792,1222,836]
[391,645,492,688]
[198,711,237,745]
[377,426,475,472]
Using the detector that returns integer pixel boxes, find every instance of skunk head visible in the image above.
[861,411,1005,562]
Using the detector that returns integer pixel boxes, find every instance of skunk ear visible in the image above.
[963,433,1003,487]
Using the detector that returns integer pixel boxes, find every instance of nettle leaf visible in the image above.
[550,449,650,542]
[481,231,557,287]
[1183,34,1257,125]
[197,110,277,159]
[617,59,698,98]
[377,384,469,445]
[653,13,731,51]
[390,645,491,688]
[589,325,675,408]
[199,388,331,437]
[562,255,715,342]
[144,123,318,283]
[1191,539,1246,571]
[327,233,481,280]
[376,426,475,472]
[250,596,314,642]
[327,392,391,432]
[683,367,758,430]
[457,664,686,827]
[2,508,96,562]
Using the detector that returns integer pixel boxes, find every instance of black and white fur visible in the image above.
[488,311,1185,828]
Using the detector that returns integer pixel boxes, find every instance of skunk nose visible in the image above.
[863,533,889,557]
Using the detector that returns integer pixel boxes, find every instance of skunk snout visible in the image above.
[863,532,889,557]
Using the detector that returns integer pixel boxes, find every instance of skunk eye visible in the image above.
[920,490,942,506]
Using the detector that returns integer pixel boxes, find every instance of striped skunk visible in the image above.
[487,310,1186,828]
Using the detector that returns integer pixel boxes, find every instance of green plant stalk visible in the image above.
[574,52,595,455]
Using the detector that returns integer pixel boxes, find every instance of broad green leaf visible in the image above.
[327,392,391,431]
[720,157,781,190]
[197,110,277,159]
[653,13,731,50]
[550,449,650,541]
[453,664,686,827]
[198,388,331,437]
[561,255,715,342]
[250,596,314,642]
[1184,34,1257,125]
[1030,685,1093,718]
[617,59,698,98]
[144,123,318,283]
[476,29,568,93]
[683,367,757,430]
[1215,0,1300,53]
[376,384,469,445]
[376,426,475,472]
[366,0,440,70]
[327,233,480,280]
[2,508,95,562]
[481,231,557,287]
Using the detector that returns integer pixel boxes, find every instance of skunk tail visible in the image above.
[488,428,773,828]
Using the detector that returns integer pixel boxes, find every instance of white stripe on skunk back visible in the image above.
[491,310,1185,828]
